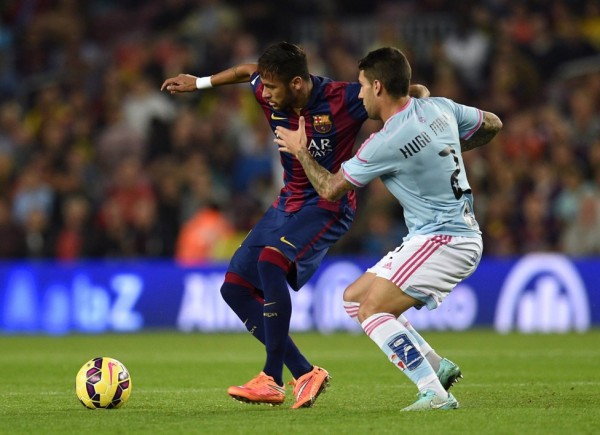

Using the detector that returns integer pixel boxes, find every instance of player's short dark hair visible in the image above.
[358,47,411,98]
[258,42,310,83]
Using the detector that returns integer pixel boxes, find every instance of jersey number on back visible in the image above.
[438,146,464,200]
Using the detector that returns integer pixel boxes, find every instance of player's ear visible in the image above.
[290,76,303,90]
[373,80,382,96]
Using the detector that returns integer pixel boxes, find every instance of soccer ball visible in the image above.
[75,357,132,409]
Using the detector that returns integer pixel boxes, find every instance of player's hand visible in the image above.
[160,74,198,94]
[409,84,430,98]
[274,116,307,157]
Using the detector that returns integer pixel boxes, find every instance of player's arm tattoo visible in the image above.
[461,111,503,152]
[295,148,353,202]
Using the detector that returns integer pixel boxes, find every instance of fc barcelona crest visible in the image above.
[312,114,332,133]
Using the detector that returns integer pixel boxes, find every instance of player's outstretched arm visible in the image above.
[275,117,354,202]
[160,64,258,94]
[461,111,503,152]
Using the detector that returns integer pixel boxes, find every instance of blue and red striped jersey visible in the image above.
[250,72,368,213]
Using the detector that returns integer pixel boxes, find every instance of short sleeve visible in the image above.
[341,132,396,187]
[434,97,483,140]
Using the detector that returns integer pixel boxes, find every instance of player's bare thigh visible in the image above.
[356,276,421,323]
[343,272,377,304]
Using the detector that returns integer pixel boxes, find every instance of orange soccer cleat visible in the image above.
[291,366,331,409]
[227,372,286,406]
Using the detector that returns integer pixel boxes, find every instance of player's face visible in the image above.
[261,75,295,111]
[358,70,379,120]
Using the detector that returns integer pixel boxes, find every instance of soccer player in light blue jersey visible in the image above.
[275,46,502,411]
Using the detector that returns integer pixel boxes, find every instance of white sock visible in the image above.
[362,313,447,397]
[346,302,442,371]
[347,303,443,373]
[343,301,360,324]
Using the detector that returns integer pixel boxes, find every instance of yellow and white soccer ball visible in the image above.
[75,357,132,409]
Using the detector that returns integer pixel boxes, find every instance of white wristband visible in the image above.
[195,76,212,89]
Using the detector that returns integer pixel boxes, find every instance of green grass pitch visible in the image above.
[1,330,599,434]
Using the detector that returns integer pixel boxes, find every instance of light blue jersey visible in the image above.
[341,97,483,240]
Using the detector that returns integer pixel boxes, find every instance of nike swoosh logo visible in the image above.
[264,302,277,306]
[269,384,286,394]
[295,379,311,400]
[271,113,287,121]
[280,236,296,248]
[430,399,450,409]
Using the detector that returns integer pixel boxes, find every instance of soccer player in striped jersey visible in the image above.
[275,46,502,411]
[161,42,450,409]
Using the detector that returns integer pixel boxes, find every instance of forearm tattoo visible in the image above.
[461,123,495,151]
[296,148,344,200]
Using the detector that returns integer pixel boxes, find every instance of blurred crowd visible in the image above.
[0,0,599,262]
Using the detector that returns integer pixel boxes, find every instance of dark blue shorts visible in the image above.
[227,205,354,291]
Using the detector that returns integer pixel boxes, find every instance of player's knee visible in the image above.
[357,303,374,324]
[343,273,375,304]
[343,282,361,304]
[356,297,389,324]
[220,272,251,304]
[220,282,238,305]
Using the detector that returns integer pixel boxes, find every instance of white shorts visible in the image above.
[367,234,483,310]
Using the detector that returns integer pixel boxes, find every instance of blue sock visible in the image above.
[257,249,294,386]
[220,273,311,379]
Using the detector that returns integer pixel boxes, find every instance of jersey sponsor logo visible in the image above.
[495,254,590,333]
[312,114,332,133]
[307,138,332,157]
[271,113,287,121]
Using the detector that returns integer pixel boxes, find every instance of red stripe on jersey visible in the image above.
[296,214,338,260]
[314,82,359,210]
